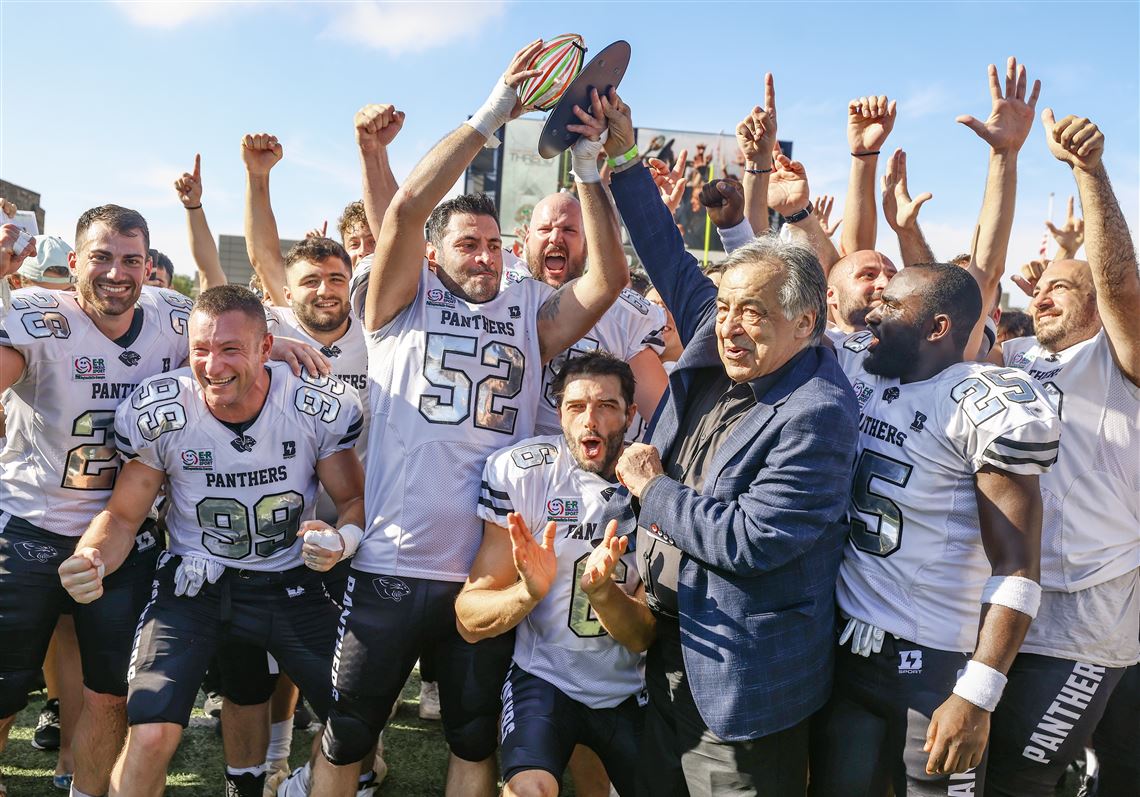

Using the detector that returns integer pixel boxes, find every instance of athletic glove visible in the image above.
[173,555,226,598]
[839,615,886,657]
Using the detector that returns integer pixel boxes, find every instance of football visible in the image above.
[518,34,587,111]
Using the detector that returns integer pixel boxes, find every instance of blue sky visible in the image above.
[2,1,1137,308]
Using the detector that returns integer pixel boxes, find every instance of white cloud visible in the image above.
[320,1,506,55]
[112,0,235,29]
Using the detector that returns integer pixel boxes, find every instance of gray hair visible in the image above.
[719,235,828,345]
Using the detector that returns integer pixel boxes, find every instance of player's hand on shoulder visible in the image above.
[58,547,105,604]
[580,520,628,597]
[270,336,331,377]
[299,520,343,572]
[924,693,990,776]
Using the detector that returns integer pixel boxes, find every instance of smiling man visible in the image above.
[456,352,651,796]
[0,205,191,797]
[596,91,860,795]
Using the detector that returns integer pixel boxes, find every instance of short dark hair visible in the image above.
[192,285,268,336]
[550,351,636,409]
[283,237,352,273]
[148,249,174,279]
[337,201,370,243]
[426,193,498,248]
[909,262,983,350]
[998,309,1034,340]
[628,269,652,297]
[75,204,150,254]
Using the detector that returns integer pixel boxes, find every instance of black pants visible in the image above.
[1092,662,1139,797]
[638,618,809,797]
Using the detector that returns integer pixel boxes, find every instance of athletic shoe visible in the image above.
[277,762,311,797]
[203,691,224,718]
[418,680,441,721]
[263,758,290,797]
[356,770,381,797]
[32,698,61,750]
[52,773,73,791]
[225,771,266,797]
[1076,773,1099,797]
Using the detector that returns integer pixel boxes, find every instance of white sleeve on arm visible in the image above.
[716,217,754,254]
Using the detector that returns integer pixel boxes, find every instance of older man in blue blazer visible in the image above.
[581,92,859,796]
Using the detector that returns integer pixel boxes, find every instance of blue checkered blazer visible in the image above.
[606,163,859,741]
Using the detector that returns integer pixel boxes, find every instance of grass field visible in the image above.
[4,673,1082,796]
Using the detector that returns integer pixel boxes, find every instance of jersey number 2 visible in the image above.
[568,553,628,638]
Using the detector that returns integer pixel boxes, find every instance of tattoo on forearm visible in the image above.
[537,286,565,323]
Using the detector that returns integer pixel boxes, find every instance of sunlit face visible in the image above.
[427,213,503,303]
[342,221,375,268]
[188,310,272,413]
[524,195,586,287]
[1029,259,1100,352]
[558,374,635,478]
[827,250,897,332]
[715,260,813,383]
[645,287,683,363]
[284,256,351,334]
[863,270,932,379]
[72,221,149,316]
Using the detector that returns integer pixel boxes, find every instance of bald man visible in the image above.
[825,250,898,342]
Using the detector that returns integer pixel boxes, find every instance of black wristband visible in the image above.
[780,202,814,224]
[851,151,881,158]
[746,167,772,175]
[184,204,203,210]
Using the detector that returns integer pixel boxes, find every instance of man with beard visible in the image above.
[311,42,628,797]
[982,113,1139,797]
[519,191,669,443]
[812,264,1060,795]
[456,352,650,796]
[826,250,898,341]
[0,205,191,797]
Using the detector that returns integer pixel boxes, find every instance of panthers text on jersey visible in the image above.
[353,265,552,582]
[535,288,665,444]
[1002,331,1140,592]
[835,332,1061,652]
[114,362,363,571]
[478,434,643,709]
[0,286,191,535]
[266,304,370,461]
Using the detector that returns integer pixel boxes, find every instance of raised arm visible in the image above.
[738,73,778,235]
[842,95,896,255]
[366,40,543,332]
[174,154,225,290]
[57,460,166,604]
[1044,110,1140,385]
[242,133,289,307]
[923,466,1041,776]
[957,57,1040,315]
[455,515,557,643]
[768,155,841,276]
[1047,195,1085,260]
[881,149,935,266]
[355,104,403,248]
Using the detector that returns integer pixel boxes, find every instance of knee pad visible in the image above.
[0,670,38,718]
[322,695,386,766]
[444,711,499,763]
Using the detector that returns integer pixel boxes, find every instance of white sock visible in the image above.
[1085,746,1100,777]
[265,718,293,763]
[226,764,267,777]
[70,788,103,797]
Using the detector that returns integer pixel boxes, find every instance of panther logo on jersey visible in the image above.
[373,576,411,602]
[230,435,257,453]
[14,541,59,563]
[320,345,341,358]
[883,386,900,404]
[119,350,141,367]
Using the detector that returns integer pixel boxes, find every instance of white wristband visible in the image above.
[952,659,1007,712]
[982,575,1041,618]
[336,523,364,559]
[464,79,517,149]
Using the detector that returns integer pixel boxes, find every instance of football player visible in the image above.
[310,41,629,797]
[984,113,1139,795]
[519,191,669,445]
[57,285,365,797]
[811,263,1060,795]
[457,352,651,796]
[0,206,190,797]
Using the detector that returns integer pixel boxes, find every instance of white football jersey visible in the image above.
[266,305,370,461]
[835,333,1061,652]
[115,363,363,571]
[1002,331,1140,592]
[536,288,666,443]
[354,266,552,581]
[0,287,190,535]
[478,434,644,709]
